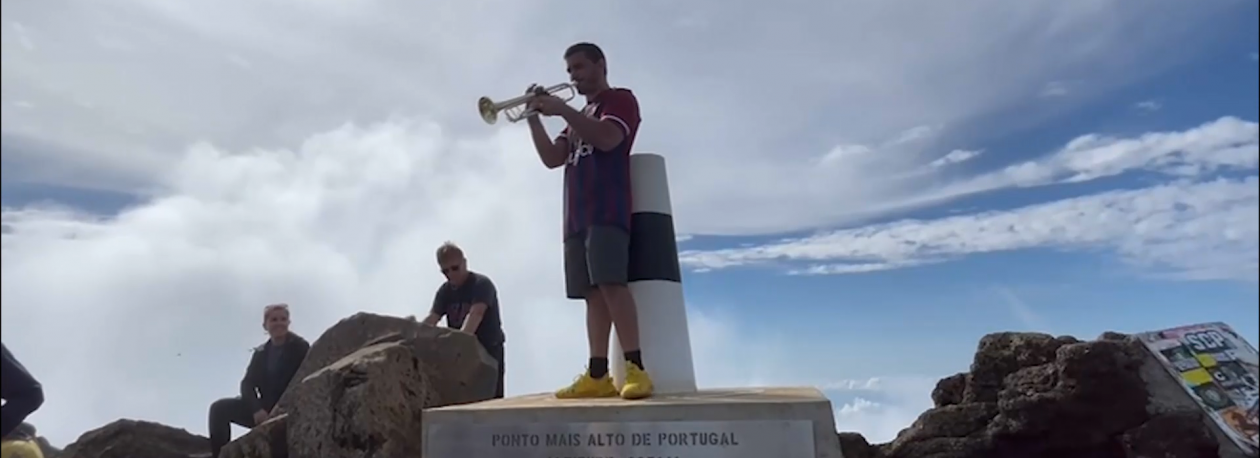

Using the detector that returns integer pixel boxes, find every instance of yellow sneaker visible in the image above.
[554,370,619,399]
[620,362,654,400]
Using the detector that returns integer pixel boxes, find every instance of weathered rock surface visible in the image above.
[220,312,489,458]
[59,420,209,458]
[36,437,61,458]
[838,332,1244,458]
[286,340,430,458]
[273,312,498,415]
[835,432,882,458]
[219,415,288,458]
[1121,411,1219,458]
[50,319,1251,458]
[45,314,492,458]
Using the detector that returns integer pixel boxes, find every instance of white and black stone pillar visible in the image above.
[610,153,698,394]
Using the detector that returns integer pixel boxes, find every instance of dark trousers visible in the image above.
[208,397,257,458]
[484,343,505,399]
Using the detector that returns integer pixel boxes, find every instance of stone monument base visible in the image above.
[422,386,844,458]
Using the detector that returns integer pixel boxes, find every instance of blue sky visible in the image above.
[2,0,1258,447]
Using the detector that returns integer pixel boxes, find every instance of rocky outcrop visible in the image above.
[285,340,430,458]
[57,312,498,458]
[35,437,61,458]
[273,312,498,415]
[838,332,1232,458]
[49,321,1244,458]
[223,312,497,458]
[58,420,209,458]
[218,415,286,458]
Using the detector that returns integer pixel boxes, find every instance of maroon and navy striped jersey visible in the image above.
[556,88,641,240]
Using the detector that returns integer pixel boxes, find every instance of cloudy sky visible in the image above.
[2,0,1258,447]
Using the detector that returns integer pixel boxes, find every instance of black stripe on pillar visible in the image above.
[628,212,683,283]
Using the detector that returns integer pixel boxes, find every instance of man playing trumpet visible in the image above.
[524,42,653,400]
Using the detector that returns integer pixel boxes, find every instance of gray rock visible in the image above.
[286,341,430,458]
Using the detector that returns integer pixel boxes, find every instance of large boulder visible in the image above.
[59,420,209,458]
[1121,411,1219,458]
[285,340,430,458]
[219,415,288,458]
[35,437,60,458]
[273,312,498,415]
[837,332,1240,458]
[221,313,490,457]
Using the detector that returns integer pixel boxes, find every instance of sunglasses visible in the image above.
[441,264,463,275]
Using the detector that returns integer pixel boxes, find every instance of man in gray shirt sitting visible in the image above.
[421,242,506,399]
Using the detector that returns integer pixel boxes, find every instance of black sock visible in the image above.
[625,350,644,369]
[588,357,609,379]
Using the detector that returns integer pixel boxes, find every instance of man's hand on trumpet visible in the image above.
[525,83,569,117]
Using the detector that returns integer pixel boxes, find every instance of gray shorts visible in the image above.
[564,225,630,299]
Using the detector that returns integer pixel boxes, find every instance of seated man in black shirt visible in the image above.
[421,242,506,399]
[207,304,310,457]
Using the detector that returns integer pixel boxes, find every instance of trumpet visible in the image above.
[477,83,577,125]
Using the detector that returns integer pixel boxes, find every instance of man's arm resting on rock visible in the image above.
[460,279,496,334]
[460,303,488,334]
[423,289,446,326]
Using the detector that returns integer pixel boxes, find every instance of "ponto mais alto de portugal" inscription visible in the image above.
[491,430,742,452]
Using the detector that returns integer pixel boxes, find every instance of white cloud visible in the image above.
[8,21,35,51]
[0,0,1244,236]
[1135,100,1163,112]
[830,377,937,443]
[681,177,1259,281]
[938,116,1258,197]
[930,149,983,168]
[1040,80,1072,97]
[681,117,1260,279]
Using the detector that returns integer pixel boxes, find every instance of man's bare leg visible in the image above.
[585,291,613,361]
[601,282,653,399]
[600,284,641,353]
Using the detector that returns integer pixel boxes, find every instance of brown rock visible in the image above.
[285,340,430,458]
[988,340,1150,450]
[963,332,1069,404]
[931,373,967,407]
[59,419,209,458]
[219,414,288,458]
[36,437,62,458]
[1121,411,1219,458]
[273,312,497,415]
[884,437,992,458]
[844,331,1185,458]
[891,403,997,445]
[836,432,885,458]
[1098,331,1130,341]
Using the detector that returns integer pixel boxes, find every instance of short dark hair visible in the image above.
[564,42,605,63]
[436,241,464,262]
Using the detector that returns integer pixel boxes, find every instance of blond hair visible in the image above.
[263,303,290,319]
